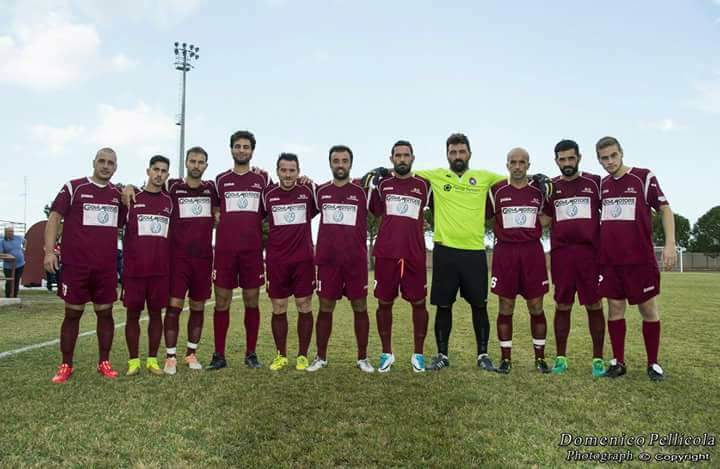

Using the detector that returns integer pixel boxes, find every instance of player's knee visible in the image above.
[126,310,141,321]
[295,296,312,312]
[556,303,572,312]
[379,299,394,307]
[94,305,113,317]
[189,300,205,312]
[64,307,84,320]
[350,298,367,312]
[586,301,603,311]
[319,297,336,313]
[214,287,232,309]
[242,288,259,308]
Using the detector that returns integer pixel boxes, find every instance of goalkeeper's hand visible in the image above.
[530,173,553,201]
[361,167,390,189]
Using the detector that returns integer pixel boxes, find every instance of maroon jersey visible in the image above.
[50,177,126,269]
[263,183,318,265]
[599,167,668,265]
[543,172,601,250]
[370,175,431,261]
[487,180,544,243]
[122,189,173,277]
[215,169,271,253]
[315,180,369,266]
[167,178,219,259]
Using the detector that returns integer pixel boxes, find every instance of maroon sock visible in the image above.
[412,303,429,354]
[497,314,513,360]
[186,308,204,355]
[147,310,163,357]
[316,311,333,360]
[587,307,605,359]
[164,306,182,357]
[376,303,393,353]
[607,319,626,364]
[353,310,369,359]
[213,309,230,356]
[271,313,288,356]
[642,320,661,366]
[297,312,314,357]
[125,309,141,359]
[96,308,115,362]
[554,309,571,357]
[530,312,547,360]
[244,307,260,355]
[60,307,82,366]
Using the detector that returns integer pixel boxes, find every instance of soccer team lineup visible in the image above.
[43,130,677,383]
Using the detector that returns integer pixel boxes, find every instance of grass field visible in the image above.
[0,272,718,468]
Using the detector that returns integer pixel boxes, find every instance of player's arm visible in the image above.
[44,212,62,273]
[539,214,552,228]
[659,205,677,271]
[361,167,390,189]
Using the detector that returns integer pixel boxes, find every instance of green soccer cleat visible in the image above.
[146,357,163,375]
[295,355,309,371]
[551,356,568,375]
[126,358,141,376]
[270,353,289,371]
[592,358,606,378]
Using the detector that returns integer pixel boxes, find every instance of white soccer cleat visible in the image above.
[411,353,426,373]
[184,353,203,370]
[306,356,328,372]
[378,353,395,373]
[164,357,177,375]
[356,358,375,373]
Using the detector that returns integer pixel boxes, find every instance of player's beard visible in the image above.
[394,163,411,176]
[561,165,578,177]
[451,159,467,173]
[188,169,203,179]
[332,168,349,180]
[233,154,251,166]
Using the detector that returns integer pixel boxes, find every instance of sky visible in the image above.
[1,0,719,231]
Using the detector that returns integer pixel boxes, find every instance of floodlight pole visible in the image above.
[174,42,200,179]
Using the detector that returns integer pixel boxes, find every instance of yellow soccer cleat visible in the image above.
[270,353,289,371]
[126,358,141,376]
[146,357,163,376]
[295,355,309,371]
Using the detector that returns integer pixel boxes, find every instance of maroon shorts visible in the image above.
[550,245,601,306]
[316,262,368,300]
[170,257,212,302]
[599,262,660,305]
[491,241,549,300]
[213,250,265,290]
[373,257,427,303]
[122,275,169,312]
[59,264,118,305]
[266,259,315,299]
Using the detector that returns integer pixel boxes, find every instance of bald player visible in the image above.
[487,148,551,374]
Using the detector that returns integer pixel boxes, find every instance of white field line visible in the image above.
[0,295,243,360]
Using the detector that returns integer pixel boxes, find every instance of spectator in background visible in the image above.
[1,226,25,297]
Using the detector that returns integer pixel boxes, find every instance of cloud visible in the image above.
[644,119,687,131]
[70,0,207,27]
[31,102,176,154]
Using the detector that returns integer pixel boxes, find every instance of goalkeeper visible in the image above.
[363,133,552,372]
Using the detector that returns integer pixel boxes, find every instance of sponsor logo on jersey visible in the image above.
[82,203,119,227]
[501,206,537,229]
[223,182,235,187]
[382,186,394,191]
[601,197,636,221]
[225,191,260,212]
[500,197,512,203]
[385,194,421,219]
[176,190,188,194]
[322,203,358,226]
[271,203,307,226]
[443,184,452,192]
[554,197,591,221]
[269,197,280,202]
[137,214,170,237]
[178,197,212,218]
[469,177,477,185]
[134,204,146,208]
[81,194,94,199]
[321,195,332,199]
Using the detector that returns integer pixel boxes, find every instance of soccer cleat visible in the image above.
[427,353,450,371]
[496,359,512,374]
[164,357,177,375]
[551,356,568,375]
[378,353,395,373]
[295,355,309,371]
[477,354,496,372]
[97,360,119,379]
[356,358,375,373]
[51,363,73,383]
[603,359,627,378]
[536,358,551,374]
[206,353,227,371]
[244,352,262,369]
[126,358,141,376]
[411,353,426,372]
[146,357,163,375]
[591,358,606,378]
[647,363,665,381]
[270,353,289,371]
[184,353,202,370]
[306,356,328,372]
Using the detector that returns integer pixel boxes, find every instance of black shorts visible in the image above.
[430,243,488,307]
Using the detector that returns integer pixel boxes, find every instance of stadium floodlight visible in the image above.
[173,41,200,178]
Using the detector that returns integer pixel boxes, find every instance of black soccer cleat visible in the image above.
[244,352,262,369]
[206,353,227,371]
[535,358,551,374]
[604,360,627,378]
[477,354,496,372]
[647,363,665,382]
[496,359,512,374]
[426,353,450,371]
